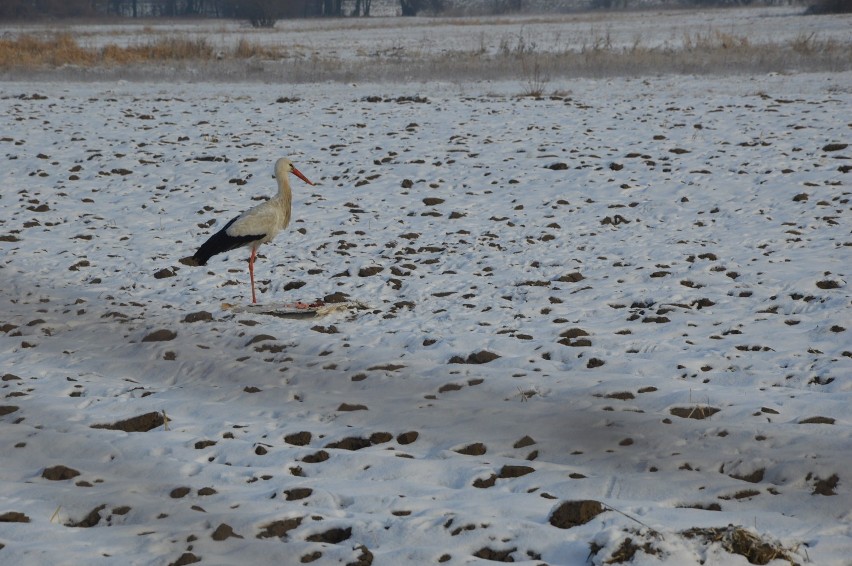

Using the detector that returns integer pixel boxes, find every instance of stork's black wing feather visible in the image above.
[191,217,265,266]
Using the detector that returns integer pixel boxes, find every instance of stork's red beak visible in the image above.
[292,166,314,186]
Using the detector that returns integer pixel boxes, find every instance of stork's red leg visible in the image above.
[249,247,257,304]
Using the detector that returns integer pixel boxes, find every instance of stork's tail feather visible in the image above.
[187,217,263,266]
[189,237,224,267]
[190,244,216,266]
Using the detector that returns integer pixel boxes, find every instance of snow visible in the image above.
[1,11,851,566]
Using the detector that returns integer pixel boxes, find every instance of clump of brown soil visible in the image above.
[66,504,107,527]
[0,511,30,522]
[549,500,604,529]
[454,442,487,456]
[42,465,80,481]
[91,411,164,432]
[0,405,20,417]
[670,406,721,420]
[448,350,501,364]
[284,431,312,446]
[257,516,302,539]
[473,546,516,562]
[141,329,177,342]
[305,526,351,544]
[605,537,659,563]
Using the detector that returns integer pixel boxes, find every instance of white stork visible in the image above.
[184,157,314,304]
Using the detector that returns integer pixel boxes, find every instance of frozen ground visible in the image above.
[1,71,850,565]
[1,9,851,565]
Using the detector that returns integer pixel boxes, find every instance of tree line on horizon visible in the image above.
[0,0,445,20]
[0,0,843,23]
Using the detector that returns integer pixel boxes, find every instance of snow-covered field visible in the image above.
[1,9,851,566]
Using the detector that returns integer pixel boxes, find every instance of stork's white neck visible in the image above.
[274,170,293,227]
[276,171,292,202]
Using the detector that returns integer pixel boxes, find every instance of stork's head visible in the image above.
[275,157,314,186]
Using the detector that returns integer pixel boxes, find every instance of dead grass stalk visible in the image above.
[0,33,282,68]
[1,28,850,80]
[682,525,802,565]
[0,33,94,67]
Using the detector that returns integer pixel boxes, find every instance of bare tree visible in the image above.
[319,0,343,16]
[0,0,96,19]
[0,0,378,20]
[493,0,522,12]
[353,0,372,16]
[805,0,852,13]
[399,0,443,16]
[399,0,417,15]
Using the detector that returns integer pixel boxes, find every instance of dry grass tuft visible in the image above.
[0,33,216,67]
[0,34,280,68]
[155,37,213,60]
[1,25,850,81]
[682,525,802,565]
[683,30,750,51]
[0,34,94,67]
[595,524,803,564]
[233,38,283,59]
[102,37,214,63]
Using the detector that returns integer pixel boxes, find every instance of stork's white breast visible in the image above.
[226,199,290,245]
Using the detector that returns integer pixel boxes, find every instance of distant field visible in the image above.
[1,6,851,81]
